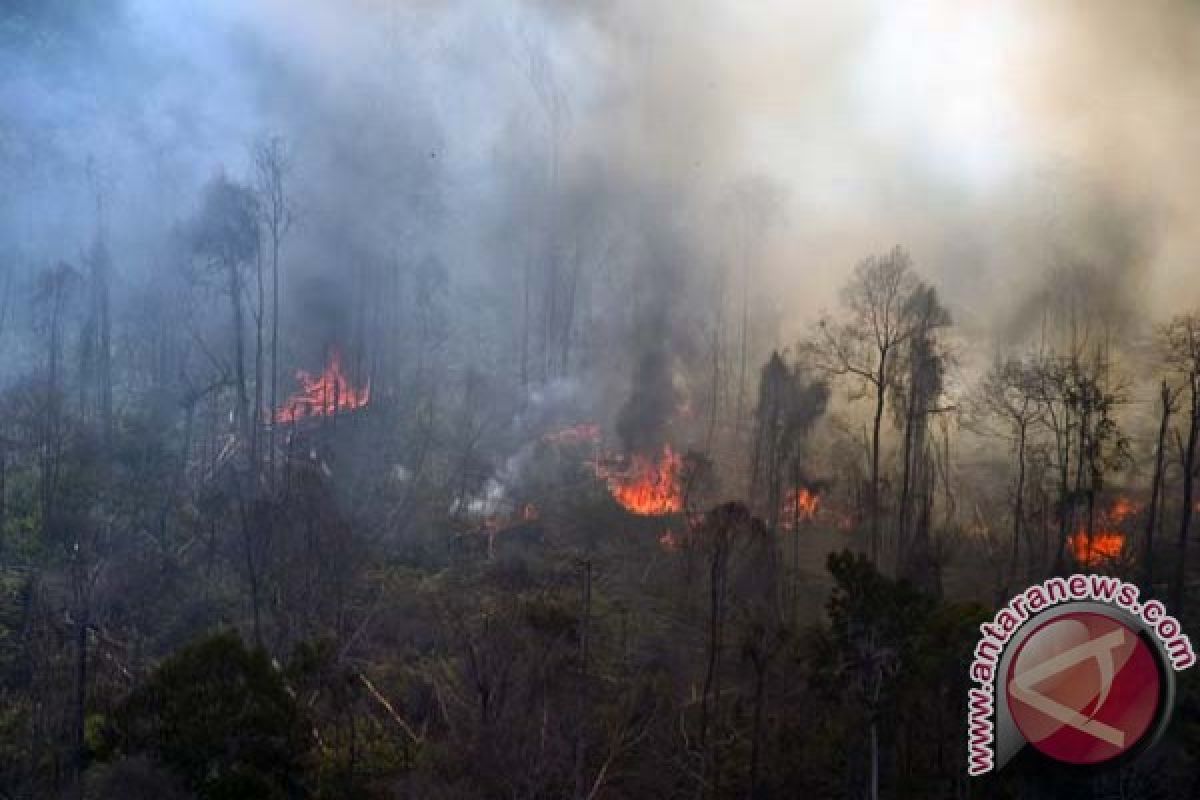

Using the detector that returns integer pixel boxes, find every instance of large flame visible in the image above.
[274,350,370,424]
[596,444,684,516]
[1069,496,1140,567]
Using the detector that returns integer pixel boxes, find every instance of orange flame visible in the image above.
[1069,496,1141,566]
[596,444,684,516]
[779,488,820,530]
[274,350,370,424]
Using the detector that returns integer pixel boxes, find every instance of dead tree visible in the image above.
[34,262,79,533]
[255,137,293,488]
[970,356,1044,584]
[891,284,951,581]
[748,351,829,616]
[190,175,264,644]
[1144,379,1179,595]
[190,174,259,448]
[79,161,114,449]
[1033,354,1079,573]
[749,351,829,529]
[810,246,920,564]
[1163,315,1200,612]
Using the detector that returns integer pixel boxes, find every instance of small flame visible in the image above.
[274,350,370,424]
[1106,496,1139,524]
[779,487,820,530]
[1069,496,1140,567]
[596,444,684,516]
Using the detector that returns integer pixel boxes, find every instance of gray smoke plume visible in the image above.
[4,0,1200,408]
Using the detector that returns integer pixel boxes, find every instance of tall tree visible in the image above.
[190,174,259,449]
[189,175,263,644]
[255,137,293,487]
[971,356,1043,584]
[1163,314,1200,612]
[1144,379,1179,595]
[749,350,829,531]
[811,246,920,564]
[891,284,951,581]
[33,261,79,534]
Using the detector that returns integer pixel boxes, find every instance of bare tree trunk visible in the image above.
[1145,381,1172,594]
[269,235,279,486]
[573,560,592,800]
[1172,382,1198,613]
[252,242,265,484]
[560,242,580,377]
[229,257,249,446]
[870,361,887,564]
[1074,390,1091,565]
[255,137,290,490]
[93,244,113,448]
[896,381,917,574]
[1012,420,1027,583]
[40,267,71,535]
[1052,408,1073,575]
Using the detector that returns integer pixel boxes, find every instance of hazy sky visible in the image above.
[4,0,1200,360]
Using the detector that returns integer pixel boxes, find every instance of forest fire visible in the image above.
[1069,496,1141,567]
[273,350,370,424]
[595,444,684,515]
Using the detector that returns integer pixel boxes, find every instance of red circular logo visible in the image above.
[1006,611,1162,765]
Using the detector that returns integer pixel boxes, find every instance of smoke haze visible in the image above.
[3,0,1199,401]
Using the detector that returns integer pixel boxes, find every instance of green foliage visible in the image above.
[817,549,998,798]
[105,630,310,800]
[826,548,932,645]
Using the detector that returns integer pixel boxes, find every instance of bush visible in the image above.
[106,631,309,799]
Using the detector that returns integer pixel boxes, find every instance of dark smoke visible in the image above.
[616,342,677,454]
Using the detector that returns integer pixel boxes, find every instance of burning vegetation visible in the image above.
[779,487,820,531]
[594,443,685,516]
[1069,496,1141,567]
[273,350,370,424]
